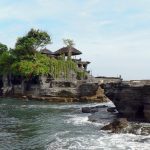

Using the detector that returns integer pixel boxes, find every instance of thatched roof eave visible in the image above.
[54,46,82,56]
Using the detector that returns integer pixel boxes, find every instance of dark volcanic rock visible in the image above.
[80,85,109,102]
[1,74,108,103]
[101,118,128,133]
[103,82,150,122]
[82,107,98,113]
[101,118,150,135]
[107,107,117,113]
[82,105,108,113]
[82,107,92,113]
[127,123,150,135]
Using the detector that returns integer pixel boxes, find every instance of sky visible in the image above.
[0,0,150,80]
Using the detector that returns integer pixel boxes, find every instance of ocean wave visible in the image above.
[64,113,103,127]
[46,133,150,150]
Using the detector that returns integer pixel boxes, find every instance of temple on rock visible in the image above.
[40,46,91,73]
[0,46,99,101]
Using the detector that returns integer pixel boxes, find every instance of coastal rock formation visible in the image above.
[0,75,107,102]
[79,85,108,102]
[103,81,150,122]
[82,104,150,135]
[101,118,150,135]
[101,118,129,133]
[82,107,98,113]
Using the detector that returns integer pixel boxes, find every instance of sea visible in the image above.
[0,98,150,150]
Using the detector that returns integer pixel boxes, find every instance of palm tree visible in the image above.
[63,39,75,60]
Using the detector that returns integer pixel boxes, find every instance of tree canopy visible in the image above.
[63,39,74,48]
[0,51,14,75]
[0,29,86,80]
[13,28,52,59]
[63,39,75,60]
[0,43,8,55]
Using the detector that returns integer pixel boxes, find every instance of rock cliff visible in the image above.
[103,81,150,122]
[0,75,107,102]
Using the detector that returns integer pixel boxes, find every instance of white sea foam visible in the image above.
[64,113,103,127]
[47,109,150,150]
[18,101,114,110]
[47,101,114,110]
[66,114,89,125]
[2,100,150,150]
[47,132,150,150]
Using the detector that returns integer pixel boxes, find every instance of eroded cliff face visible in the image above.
[0,75,107,102]
[103,82,150,122]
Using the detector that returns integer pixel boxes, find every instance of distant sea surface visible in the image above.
[0,98,150,150]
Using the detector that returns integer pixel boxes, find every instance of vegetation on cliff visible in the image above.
[0,29,86,79]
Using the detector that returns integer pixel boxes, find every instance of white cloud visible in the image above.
[0,0,73,21]
[0,0,150,80]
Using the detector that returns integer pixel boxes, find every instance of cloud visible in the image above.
[0,0,150,79]
[0,0,72,21]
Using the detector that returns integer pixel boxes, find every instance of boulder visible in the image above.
[82,105,108,113]
[101,118,128,133]
[82,107,98,113]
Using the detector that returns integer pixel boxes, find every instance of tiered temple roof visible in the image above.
[54,46,82,56]
[40,48,54,56]
[40,47,90,71]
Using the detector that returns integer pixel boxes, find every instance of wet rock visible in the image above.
[124,123,150,135]
[95,105,108,109]
[107,107,117,113]
[82,107,98,113]
[103,82,150,122]
[101,118,128,133]
[82,105,108,113]
[90,108,99,113]
[82,107,91,113]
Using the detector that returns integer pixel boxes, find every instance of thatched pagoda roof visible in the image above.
[54,46,82,56]
[40,48,53,55]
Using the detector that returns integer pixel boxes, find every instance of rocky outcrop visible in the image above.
[38,82,108,102]
[79,85,108,102]
[101,118,150,135]
[82,104,150,135]
[0,75,108,102]
[101,118,129,133]
[103,81,150,122]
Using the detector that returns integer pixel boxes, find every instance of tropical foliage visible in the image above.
[0,29,86,80]
[0,43,8,55]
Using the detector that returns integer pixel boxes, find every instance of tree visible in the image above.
[0,43,13,75]
[13,28,52,59]
[0,51,14,75]
[0,43,8,55]
[11,53,50,78]
[63,39,75,59]
[0,30,86,82]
